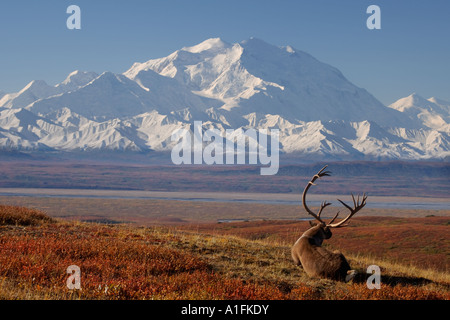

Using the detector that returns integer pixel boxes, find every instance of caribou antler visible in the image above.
[302,165,330,225]
[328,193,367,228]
[302,165,367,227]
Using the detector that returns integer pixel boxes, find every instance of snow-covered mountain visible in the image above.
[388,93,450,131]
[124,38,414,128]
[0,38,449,160]
[0,71,98,110]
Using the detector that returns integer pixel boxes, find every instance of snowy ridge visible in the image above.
[388,93,450,131]
[0,38,449,160]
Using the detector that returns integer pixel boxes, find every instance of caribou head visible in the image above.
[291,165,367,282]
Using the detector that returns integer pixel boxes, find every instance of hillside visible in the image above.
[0,205,448,300]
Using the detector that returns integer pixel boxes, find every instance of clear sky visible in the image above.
[0,0,449,105]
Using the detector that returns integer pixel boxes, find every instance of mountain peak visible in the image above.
[20,80,50,93]
[388,93,450,130]
[240,37,298,55]
[389,93,429,112]
[62,70,97,81]
[408,92,426,100]
[58,70,98,90]
[182,38,230,53]
[392,93,449,111]
[68,70,82,77]
[241,37,269,45]
[284,45,296,53]
[428,97,450,107]
[122,37,413,127]
[2,37,448,159]
[240,37,278,52]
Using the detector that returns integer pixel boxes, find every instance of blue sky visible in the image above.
[0,0,449,105]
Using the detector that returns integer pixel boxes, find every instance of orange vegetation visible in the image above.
[0,205,448,300]
[178,216,450,272]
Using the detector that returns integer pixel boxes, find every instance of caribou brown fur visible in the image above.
[291,165,367,282]
[292,225,352,281]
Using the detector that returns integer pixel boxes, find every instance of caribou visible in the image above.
[291,165,367,282]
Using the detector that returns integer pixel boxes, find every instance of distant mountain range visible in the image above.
[0,38,449,160]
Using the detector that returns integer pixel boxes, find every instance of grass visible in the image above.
[178,216,450,273]
[0,204,448,300]
[0,205,55,226]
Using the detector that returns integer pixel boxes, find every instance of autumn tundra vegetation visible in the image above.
[0,201,448,300]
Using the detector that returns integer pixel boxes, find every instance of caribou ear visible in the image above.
[309,220,317,227]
